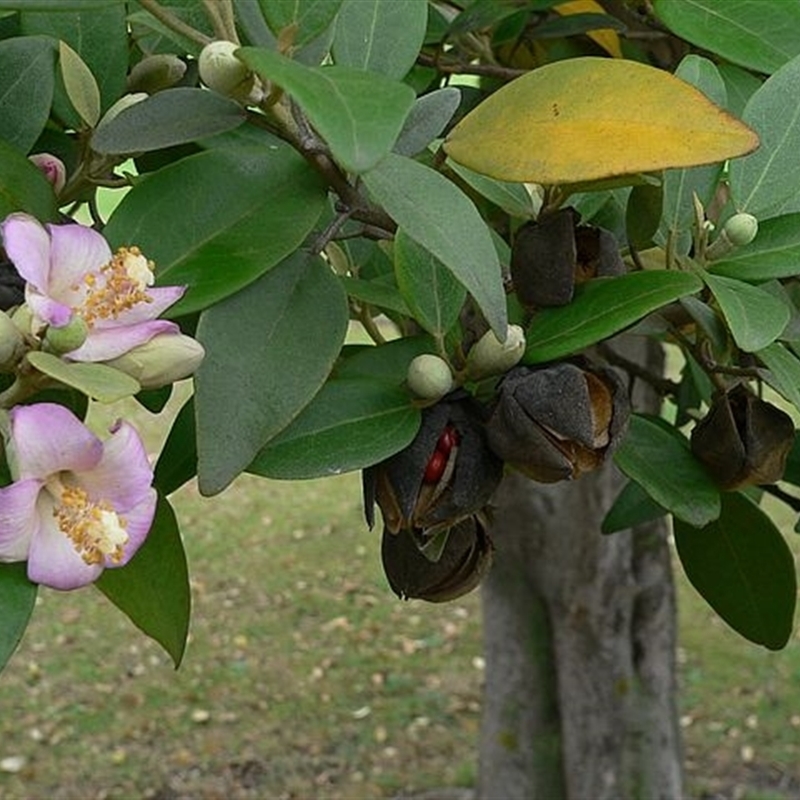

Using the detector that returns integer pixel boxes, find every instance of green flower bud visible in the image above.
[466,324,526,380]
[127,54,187,94]
[103,333,205,389]
[706,213,758,260]
[407,354,454,400]
[0,310,26,371]
[10,304,33,336]
[198,40,263,104]
[44,316,89,355]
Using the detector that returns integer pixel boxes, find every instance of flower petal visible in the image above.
[1,213,51,290]
[0,479,42,562]
[93,285,186,328]
[46,222,112,299]
[27,493,102,590]
[112,488,157,567]
[11,404,102,480]
[25,287,74,328]
[79,420,155,511]
[66,319,179,362]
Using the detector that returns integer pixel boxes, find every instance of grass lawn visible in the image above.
[0,390,797,800]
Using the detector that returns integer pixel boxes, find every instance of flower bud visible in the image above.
[127,54,187,94]
[198,40,263,104]
[406,354,454,400]
[0,309,26,371]
[706,213,758,261]
[28,153,66,195]
[102,333,205,389]
[44,316,89,355]
[381,514,493,602]
[363,394,503,537]
[466,324,526,380]
[487,362,629,482]
[690,384,793,489]
[96,92,148,128]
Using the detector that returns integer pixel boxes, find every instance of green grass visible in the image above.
[0,393,798,799]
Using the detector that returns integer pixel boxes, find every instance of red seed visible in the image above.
[437,425,459,455]
[423,449,447,484]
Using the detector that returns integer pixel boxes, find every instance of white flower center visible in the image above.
[51,481,129,566]
[76,246,155,327]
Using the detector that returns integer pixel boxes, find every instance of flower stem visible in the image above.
[139,0,213,47]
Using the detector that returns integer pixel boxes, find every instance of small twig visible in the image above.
[356,304,387,345]
[87,194,105,230]
[202,0,238,43]
[139,0,213,47]
[761,484,800,514]
[416,52,527,81]
[597,342,680,397]
[309,209,354,255]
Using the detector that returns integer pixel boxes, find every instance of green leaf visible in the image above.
[394,87,461,157]
[0,138,59,221]
[394,229,466,338]
[0,563,37,673]
[614,414,721,527]
[104,143,327,317]
[97,494,191,667]
[238,47,414,173]
[447,158,537,218]
[729,54,800,220]
[674,492,797,650]
[91,88,247,155]
[0,1,122,9]
[443,57,758,185]
[195,252,349,495]
[717,63,762,119]
[335,335,436,383]
[249,378,420,479]
[710,213,800,281]
[258,0,341,47]
[602,479,667,535]
[332,0,428,79]
[154,396,196,496]
[58,40,100,126]
[658,55,726,256]
[0,35,55,153]
[338,275,409,316]
[362,153,507,339]
[653,0,800,75]
[755,342,800,413]
[26,351,140,403]
[703,272,790,352]
[524,270,703,364]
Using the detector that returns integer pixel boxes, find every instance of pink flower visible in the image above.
[0,213,185,362]
[0,403,157,589]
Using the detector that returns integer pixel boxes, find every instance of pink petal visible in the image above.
[1,213,51,290]
[112,488,157,567]
[79,420,155,511]
[27,493,102,590]
[46,222,111,299]
[92,285,186,328]
[0,479,42,561]
[11,404,102,480]
[66,319,179,362]
[25,288,74,327]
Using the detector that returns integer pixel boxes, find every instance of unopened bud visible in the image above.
[127,54,187,94]
[466,324,526,380]
[10,304,33,336]
[0,310,26,371]
[707,213,758,260]
[28,153,66,195]
[102,333,205,388]
[199,40,263,104]
[407,354,454,400]
[44,316,89,355]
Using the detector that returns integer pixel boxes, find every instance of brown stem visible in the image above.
[597,343,680,398]
[139,0,213,47]
[417,52,527,81]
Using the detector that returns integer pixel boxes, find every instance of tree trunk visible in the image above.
[478,343,683,800]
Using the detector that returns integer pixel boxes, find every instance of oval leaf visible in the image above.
[444,57,758,185]
[96,494,191,667]
[249,378,420,479]
[394,87,461,158]
[756,342,800,414]
[703,272,790,352]
[154,396,197,496]
[614,414,721,527]
[59,39,100,126]
[104,143,327,316]
[92,87,247,154]
[195,252,349,495]
[674,491,797,650]
[260,0,342,47]
[524,270,703,363]
[0,563,37,672]
[602,479,666,535]
[362,153,507,339]
[238,46,415,174]
[0,138,59,221]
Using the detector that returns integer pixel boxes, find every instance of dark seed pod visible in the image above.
[486,362,630,482]
[381,515,493,602]
[691,384,794,489]
[574,225,625,282]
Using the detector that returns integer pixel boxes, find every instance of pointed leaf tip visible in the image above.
[444,57,759,185]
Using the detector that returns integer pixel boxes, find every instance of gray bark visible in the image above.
[478,343,683,800]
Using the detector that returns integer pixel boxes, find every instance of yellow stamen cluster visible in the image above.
[53,485,129,566]
[77,246,155,327]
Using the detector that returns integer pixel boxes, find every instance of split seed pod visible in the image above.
[690,384,794,489]
[487,362,630,482]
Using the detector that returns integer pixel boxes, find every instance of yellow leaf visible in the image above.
[554,0,622,59]
[444,57,759,186]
